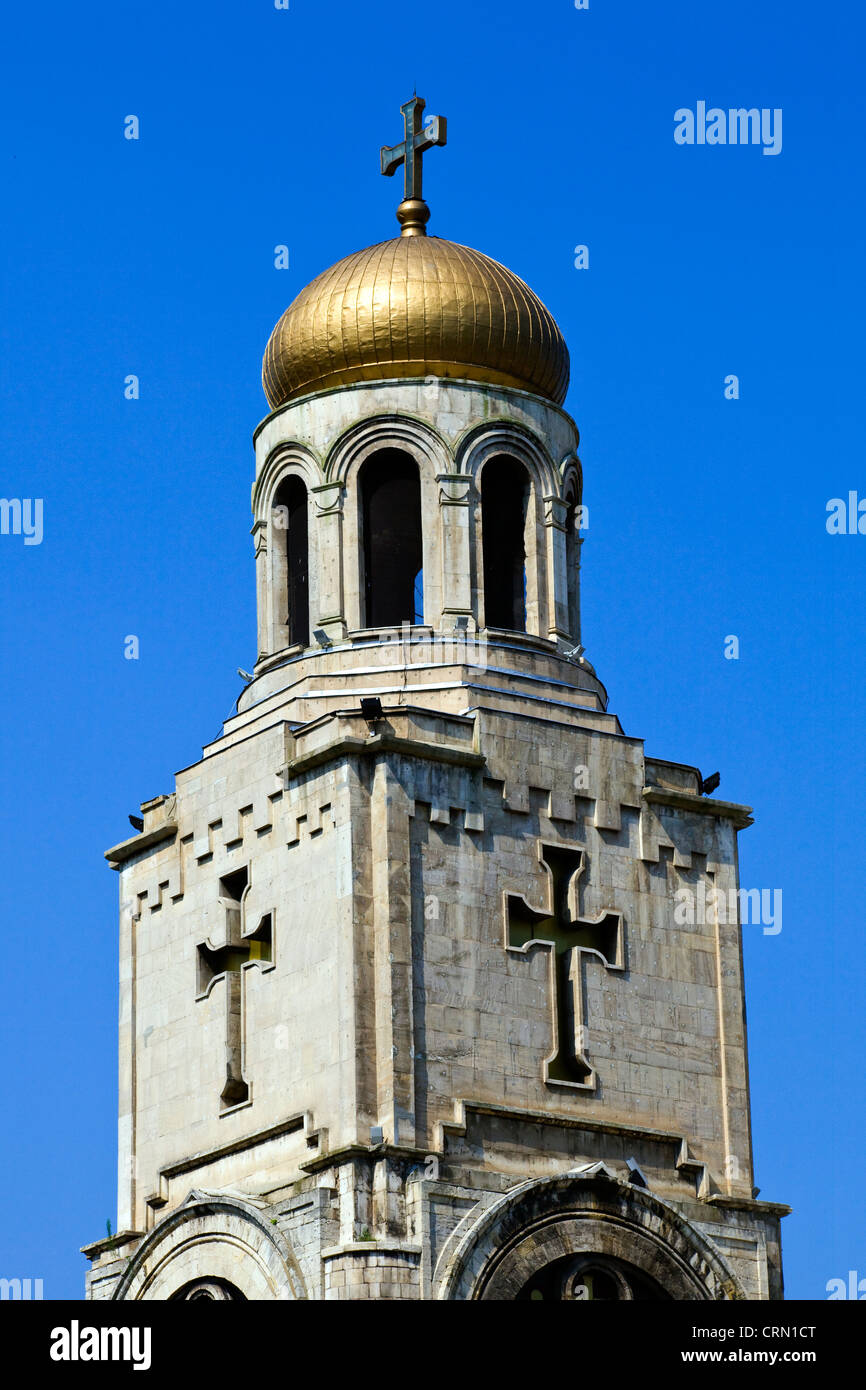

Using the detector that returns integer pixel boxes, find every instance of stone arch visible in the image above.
[324,415,452,632]
[114,1193,308,1302]
[480,455,533,632]
[272,473,310,649]
[560,450,583,509]
[253,442,323,526]
[436,1175,744,1302]
[458,427,556,639]
[324,413,453,489]
[454,420,559,497]
[252,445,322,659]
[358,450,424,627]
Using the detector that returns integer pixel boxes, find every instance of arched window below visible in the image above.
[171,1278,247,1301]
[360,449,423,627]
[517,1254,670,1301]
[481,456,530,632]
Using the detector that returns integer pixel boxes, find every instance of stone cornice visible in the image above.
[285,728,486,781]
[80,1230,144,1262]
[704,1195,792,1218]
[105,821,178,868]
[642,786,754,829]
[299,1142,441,1176]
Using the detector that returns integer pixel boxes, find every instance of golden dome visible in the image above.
[262,235,570,410]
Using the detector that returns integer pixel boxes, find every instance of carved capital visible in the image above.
[437,473,474,506]
[543,495,569,530]
[312,482,344,518]
[251,518,268,557]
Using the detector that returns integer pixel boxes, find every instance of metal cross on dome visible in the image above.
[380,95,447,235]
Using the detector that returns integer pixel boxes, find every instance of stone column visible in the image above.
[543,495,571,643]
[370,758,415,1148]
[437,474,475,629]
[571,533,584,647]
[716,830,758,1201]
[312,482,347,641]
[252,519,269,660]
[117,875,137,1232]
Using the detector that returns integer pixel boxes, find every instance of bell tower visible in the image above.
[83,98,787,1302]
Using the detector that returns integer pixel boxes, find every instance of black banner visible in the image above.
[0,1298,860,1377]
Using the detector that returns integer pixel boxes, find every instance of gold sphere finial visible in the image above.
[395,198,431,237]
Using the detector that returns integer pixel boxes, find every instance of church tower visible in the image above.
[83,98,787,1301]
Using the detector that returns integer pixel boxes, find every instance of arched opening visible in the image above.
[517,1254,670,1301]
[360,449,423,627]
[274,476,309,648]
[171,1277,247,1301]
[481,456,530,631]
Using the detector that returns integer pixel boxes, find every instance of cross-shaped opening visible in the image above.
[506,844,623,1088]
[196,868,273,1110]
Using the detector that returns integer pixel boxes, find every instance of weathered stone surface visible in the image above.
[85,376,786,1302]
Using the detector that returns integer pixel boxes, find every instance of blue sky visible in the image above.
[0,0,863,1299]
